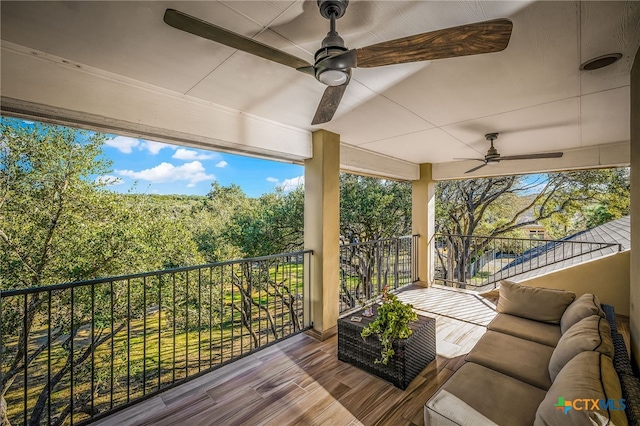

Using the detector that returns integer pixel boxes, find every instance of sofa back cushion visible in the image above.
[497,280,575,324]
[549,315,614,381]
[561,293,606,334]
[535,351,627,426]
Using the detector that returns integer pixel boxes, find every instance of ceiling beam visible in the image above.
[1,43,312,162]
[341,144,420,181]
[432,142,630,181]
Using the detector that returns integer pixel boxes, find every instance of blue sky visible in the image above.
[98,135,304,198]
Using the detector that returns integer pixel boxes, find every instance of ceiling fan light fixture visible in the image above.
[318,69,349,86]
[580,53,622,71]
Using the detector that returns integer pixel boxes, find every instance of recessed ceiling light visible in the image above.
[580,53,622,71]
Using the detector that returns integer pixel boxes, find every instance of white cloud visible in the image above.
[116,161,214,187]
[280,175,304,191]
[266,177,279,183]
[141,140,174,155]
[215,160,228,168]
[172,148,216,161]
[22,120,34,125]
[105,136,140,154]
[105,137,174,155]
[95,175,124,186]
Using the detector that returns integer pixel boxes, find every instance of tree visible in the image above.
[190,183,249,262]
[0,119,203,425]
[338,174,412,307]
[340,173,411,242]
[225,186,304,258]
[0,119,119,424]
[435,169,630,288]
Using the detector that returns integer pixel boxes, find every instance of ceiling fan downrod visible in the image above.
[315,0,352,86]
[485,132,499,157]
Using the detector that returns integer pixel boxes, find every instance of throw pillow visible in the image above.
[561,293,605,334]
[497,280,575,324]
[549,315,613,381]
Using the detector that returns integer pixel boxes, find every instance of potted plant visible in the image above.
[361,286,418,365]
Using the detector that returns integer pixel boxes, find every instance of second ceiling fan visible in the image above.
[164,0,513,125]
[461,133,564,174]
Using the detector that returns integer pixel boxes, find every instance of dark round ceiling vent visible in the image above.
[580,53,622,71]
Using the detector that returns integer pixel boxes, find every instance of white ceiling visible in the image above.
[1,1,639,175]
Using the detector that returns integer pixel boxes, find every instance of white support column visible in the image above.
[304,130,340,340]
[630,46,640,372]
[412,164,436,285]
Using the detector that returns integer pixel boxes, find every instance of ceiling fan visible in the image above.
[460,133,564,174]
[163,1,513,125]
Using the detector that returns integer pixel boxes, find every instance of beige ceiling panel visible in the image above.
[580,86,631,147]
[442,98,581,156]
[221,1,297,27]
[186,29,320,127]
[321,81,434,145]
[579,1,640,95]
[356,128,479,164]
[0,1,265,94]
[379,1,580,127]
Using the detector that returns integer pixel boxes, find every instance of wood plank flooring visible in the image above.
[95,286,490,426]
[98,333,469,426]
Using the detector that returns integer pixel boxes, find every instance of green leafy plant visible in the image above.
[361,287,418,364]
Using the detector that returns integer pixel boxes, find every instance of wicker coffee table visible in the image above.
[337,307,436,390]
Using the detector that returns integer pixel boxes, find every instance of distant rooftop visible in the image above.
[494,216,629,283]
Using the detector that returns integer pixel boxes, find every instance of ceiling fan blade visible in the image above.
[454,158,485,162]
[500,152,564,161]
[355,18,513,68]
[164,9,314,75]
[465,163,488,174]
[311,85,348,125]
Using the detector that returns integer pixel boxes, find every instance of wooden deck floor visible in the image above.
[95,286,495,426]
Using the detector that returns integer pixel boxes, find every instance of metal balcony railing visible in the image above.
[339,235,419,314]
[0,251,312,426]
[431,233,621,290]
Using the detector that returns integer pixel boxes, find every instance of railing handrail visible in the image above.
[339,234,417,249]
[0,249,314,297]
[432,233,623,290]
[434,232,621,249]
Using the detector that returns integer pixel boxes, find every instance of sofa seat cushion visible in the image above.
[487,313,562,347]
[466,331,554,390]
[561,293,606,334]
[425,362,546,426]
[549,315,614,381]
[535,351,627,426]
[497,280,575,324]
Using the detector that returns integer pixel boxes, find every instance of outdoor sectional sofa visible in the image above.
[424,280,640,425]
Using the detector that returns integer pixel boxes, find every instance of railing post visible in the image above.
[413,235,419,282]
[303,251,313,329]
[394,238,400,289]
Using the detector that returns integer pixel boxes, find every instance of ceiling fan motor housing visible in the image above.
[314,48,352,86]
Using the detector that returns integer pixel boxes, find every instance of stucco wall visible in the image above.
[516,251,630,316]
[630,45,640,370]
